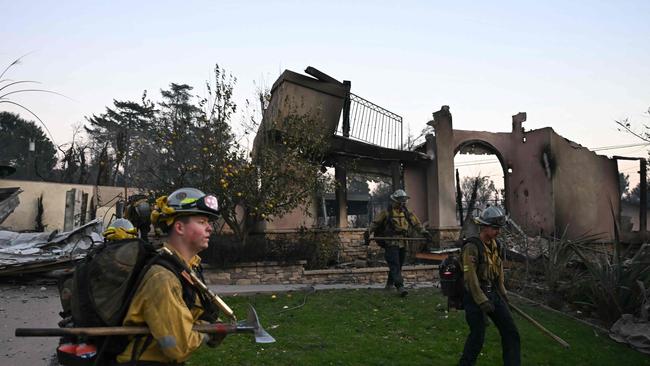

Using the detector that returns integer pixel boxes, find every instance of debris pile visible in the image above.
[610,314,650,354]
[0,219,103,276]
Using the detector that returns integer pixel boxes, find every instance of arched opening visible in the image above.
[453,140,508,226]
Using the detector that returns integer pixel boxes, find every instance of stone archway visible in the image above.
[423,108,555,238]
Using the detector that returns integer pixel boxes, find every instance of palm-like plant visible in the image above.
[0,55,65,145]
[542,228,604,310]
[568,214,650,324]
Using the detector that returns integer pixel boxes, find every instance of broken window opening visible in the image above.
[317,171,391,229]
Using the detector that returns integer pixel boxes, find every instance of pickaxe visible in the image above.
[15,304,275,344]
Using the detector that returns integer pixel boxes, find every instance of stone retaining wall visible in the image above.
[203,261,438,286]
[303,265,437,285]
[336,229,370,262]
[170,228,441,286]
[203,261,307,285]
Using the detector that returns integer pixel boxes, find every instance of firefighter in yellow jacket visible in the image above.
[459,206,520,366]
[116,187,224,365]
[364,189,431,297]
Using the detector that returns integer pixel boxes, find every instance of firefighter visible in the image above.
[115,187,224,365]
[459,206,520,366]
[364,189,431,297]
[124,194,153,240]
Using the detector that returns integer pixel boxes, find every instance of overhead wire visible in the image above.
[454,142,650,168]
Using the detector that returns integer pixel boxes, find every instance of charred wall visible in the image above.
[550,133,619,240]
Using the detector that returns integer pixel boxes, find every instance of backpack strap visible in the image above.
[116,253,204,365]
[401,206,416,229]
[384,205,415,233]
[153,253,220,321]
[385,204,395,234]
[193,264,220,321]
[462,237,486,264]
[128,334,154,366]
[151,255,199,310]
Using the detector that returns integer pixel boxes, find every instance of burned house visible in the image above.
[255,67,643,244]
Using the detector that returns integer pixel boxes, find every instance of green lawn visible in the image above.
[189,288,650,366]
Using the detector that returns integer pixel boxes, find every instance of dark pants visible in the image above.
[459,290,521,366]
[113,362,184,366]
[384,245,406,288]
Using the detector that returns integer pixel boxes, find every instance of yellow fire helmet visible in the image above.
[103,218,139,241]
[150,188,220,229]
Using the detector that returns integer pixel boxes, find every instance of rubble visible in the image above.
[0,219,103,276]
[610,314,650,354]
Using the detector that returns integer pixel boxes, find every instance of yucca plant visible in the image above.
[568,214,650,324]
[542,228,604,310]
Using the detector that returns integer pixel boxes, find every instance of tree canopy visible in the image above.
[80,64,330,243]
[0,111,57,180]
[460,175,499,208]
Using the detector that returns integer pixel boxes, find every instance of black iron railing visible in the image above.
[337,92,403,150]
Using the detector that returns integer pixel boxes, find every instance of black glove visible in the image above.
[423,231,433,243]
[479,301,495,313]
[205,332,226,348]
[363,231,370,246]
[500,292,510,304]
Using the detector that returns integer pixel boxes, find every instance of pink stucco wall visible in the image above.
[264,200,318,230]
[449,124,619,241]
[505,128,556,236]
[404,164,428,225]
[551,133,619,240]
[451,127,556,236]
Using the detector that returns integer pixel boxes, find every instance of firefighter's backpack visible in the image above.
[56,239,198,366]
[439,237,502,310]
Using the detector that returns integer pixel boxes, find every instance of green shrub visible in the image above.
[202,229,341,270]
[294,228,341,270]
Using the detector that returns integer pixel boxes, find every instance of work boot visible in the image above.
[398,287,408,297]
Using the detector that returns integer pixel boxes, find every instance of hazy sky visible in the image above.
[2,0,649,183]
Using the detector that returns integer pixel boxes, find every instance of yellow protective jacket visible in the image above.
[116,243,207,363]
[461,238,507,305]
[369,207,424,248]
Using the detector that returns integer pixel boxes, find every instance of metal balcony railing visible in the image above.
[337,92,403,150]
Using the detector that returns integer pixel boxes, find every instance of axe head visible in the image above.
[246,305,276,344]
